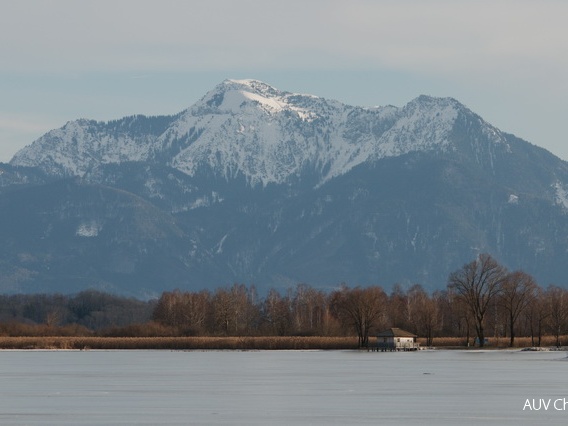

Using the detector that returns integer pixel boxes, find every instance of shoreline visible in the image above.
[0,335,566,351]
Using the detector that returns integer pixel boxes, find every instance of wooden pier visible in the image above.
[368,343,420,352]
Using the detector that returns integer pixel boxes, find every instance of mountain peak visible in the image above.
[195,78,289,114]
[11,80,520,186]
[223,79,281,95]
[406,94,464,115]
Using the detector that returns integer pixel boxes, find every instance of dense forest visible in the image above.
[1,254,567,348]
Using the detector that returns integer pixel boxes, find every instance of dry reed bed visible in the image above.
[0,336,360,350]
[1,335,565,350]
[419,335,567,348]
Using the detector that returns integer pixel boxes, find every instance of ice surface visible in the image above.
[0,350,566,425]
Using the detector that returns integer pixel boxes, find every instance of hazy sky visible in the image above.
[1,0,567,162]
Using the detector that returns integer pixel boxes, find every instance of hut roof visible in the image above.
[376,327,417,338]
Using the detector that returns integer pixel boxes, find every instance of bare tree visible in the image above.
[435,289,468,341]
[330,285,387,347]
[211,284,257,335]
[290,283,329,335]
[524,286,549,347]
[228,283,250,334]
[184,290,211,334]
[448,253,507,347]
[261,288,292,335]
[499,271,537,347]
[45,308,62,328]
[406,284,425,333]
[387,284,410,330]
[407,284,440,347]
[212,287,232,334]
[545,285,568,347]
[153,291,184,329]
[153,290,211,334]
[455,293,475,346]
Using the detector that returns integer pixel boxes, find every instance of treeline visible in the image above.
[1,254,567,348]
[0,291,154,335]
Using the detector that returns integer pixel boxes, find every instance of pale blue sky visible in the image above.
[1,0,567,162]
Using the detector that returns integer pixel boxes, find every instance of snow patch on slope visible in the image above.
[508,194,519,204]
[76,221,102,237]
[553,181,568,212]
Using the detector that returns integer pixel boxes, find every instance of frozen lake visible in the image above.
[0,349,567,425]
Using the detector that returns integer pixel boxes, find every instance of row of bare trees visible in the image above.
[447,253,568,347]
[152,255,568,347]
[0,290,153,333]
[1,254,566,346]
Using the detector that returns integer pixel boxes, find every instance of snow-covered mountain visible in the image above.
[11,79,509,186]
[4,79,568,296]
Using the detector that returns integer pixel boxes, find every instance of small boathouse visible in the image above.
[373,328,419,351]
